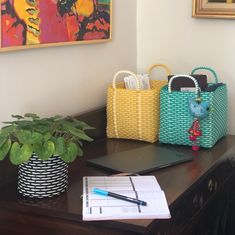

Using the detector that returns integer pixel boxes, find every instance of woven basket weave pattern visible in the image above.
[18,155,68,198]
[107,80,167,142]
[159,84,227,148]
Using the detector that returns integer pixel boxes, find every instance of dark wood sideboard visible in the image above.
[0,107,235,235]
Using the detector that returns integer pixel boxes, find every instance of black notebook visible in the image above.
[87,145,193,174]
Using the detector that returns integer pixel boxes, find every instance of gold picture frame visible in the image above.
[193,0,235,19]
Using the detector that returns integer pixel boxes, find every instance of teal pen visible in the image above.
[93,188,147,206]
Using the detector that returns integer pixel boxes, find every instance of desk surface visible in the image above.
[0,135,235,235]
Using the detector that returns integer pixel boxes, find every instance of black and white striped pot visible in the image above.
[18,154,68,198]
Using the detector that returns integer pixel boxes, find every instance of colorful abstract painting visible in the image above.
[0,0,111,51]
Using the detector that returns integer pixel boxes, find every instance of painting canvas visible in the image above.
[0,0,112,51]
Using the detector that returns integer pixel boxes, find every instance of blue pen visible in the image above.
[93,188,147,206]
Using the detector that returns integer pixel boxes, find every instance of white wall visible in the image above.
[137,0,235,134]
[0,0,137,125]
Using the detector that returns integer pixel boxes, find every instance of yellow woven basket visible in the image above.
[106,65,170,143]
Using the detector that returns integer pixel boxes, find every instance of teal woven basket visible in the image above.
[159,71,227,148]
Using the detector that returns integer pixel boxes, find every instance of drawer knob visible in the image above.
[208,179,213,191]
[199,195,204,208]
[193,194,199,208]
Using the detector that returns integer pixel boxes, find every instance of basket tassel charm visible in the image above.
[188,118,202,151]
[188,98,210,151]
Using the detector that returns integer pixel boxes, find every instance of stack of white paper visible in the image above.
[124,73,150,90]
[82,176,171,221]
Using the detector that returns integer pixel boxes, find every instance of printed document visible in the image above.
[82,176,171,221]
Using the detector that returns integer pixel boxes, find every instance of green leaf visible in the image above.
[16,130,31,144]
[3,120,32,128]
[33,141,55,160]
[49,115,62,121]
[24,113,39,119]
[33,125,51,134]
[12,115,24,119]
[53,137,66,156]
[60,143,78,163]
[66,117,95,130]
[31,132,44,143]
[10,143,33,165]
[16,130,43,144]
[1,125,16,135]
[0,139,11,160]
[0,134,8,148]
[63,124,93,142]
[44,132,52,141]
[77,144,83,156]
[79,122,95,130]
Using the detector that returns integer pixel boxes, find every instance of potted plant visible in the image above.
[0,113,93,198]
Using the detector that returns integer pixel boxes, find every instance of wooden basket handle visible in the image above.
[148,64,171,77]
